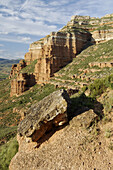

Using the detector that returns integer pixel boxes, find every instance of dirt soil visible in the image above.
[10,109,113,170]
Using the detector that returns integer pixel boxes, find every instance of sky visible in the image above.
[0,0,113,59]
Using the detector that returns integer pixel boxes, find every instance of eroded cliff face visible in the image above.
[10,14,113,96]
[10,73,36,97]
[10,31,91,96]
[34,32,91,83]
[66,14,113,43]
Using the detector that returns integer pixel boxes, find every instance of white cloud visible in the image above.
[1,0,113,59]
[0,1,113,38]
[0,44,4,47]
[0,36,31,44]
[0,49,6,54]
[18,36,31,43]
[0,13,57,37]
[0,31,9,35]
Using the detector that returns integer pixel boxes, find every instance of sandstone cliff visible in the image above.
[10,14,113,97]
[10,30,91,96]
[66,14,113,43]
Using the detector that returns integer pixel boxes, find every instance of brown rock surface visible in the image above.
[9,109,113,170]
[9,60,26,79]
[10,31,91,96]
[10,73,36,97]
[10,14,113,96]
[18,89,70,142]
[89,61,113,68]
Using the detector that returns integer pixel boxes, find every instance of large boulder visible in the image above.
[18,89,71,143]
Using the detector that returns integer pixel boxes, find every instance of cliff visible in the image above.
[10,14,113,97]
[10,30,91,96]
[65,14,113,43]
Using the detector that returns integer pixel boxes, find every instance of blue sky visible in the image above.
[0,0,113,59]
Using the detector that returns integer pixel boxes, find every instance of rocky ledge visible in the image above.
[9,89,71,169]
[18,89,70,143]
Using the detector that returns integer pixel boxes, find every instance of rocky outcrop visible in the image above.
[9,60,26,79]
[91,29,113,43]
[10,14,113,96]
[18,89,70,143]
[66,14,113,43]
[89,61,113,68]
[10,30,91,96]
[10,73,36,97]
[34,32,91,84]
[10,108,113,170]
[9,90,71,169]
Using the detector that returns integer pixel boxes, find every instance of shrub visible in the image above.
[89,74,113,98]
[89,78,107,98]
[0,137,18,170]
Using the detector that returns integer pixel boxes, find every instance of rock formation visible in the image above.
[9,89,71,169]
[10,14,113,96]
[18,89,70,143]
[89,61,113,68]
[10,73,36,97]
[66,14,113,43]
[9,59,26,78]
[10,107,113,170]
[10,31,91,96]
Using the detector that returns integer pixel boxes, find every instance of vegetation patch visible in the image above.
[21,59,37,73]
[0,137,18,170]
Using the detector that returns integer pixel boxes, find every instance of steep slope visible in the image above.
[0,79,62,169]
[10,108,113,170]
[50,39,113,89]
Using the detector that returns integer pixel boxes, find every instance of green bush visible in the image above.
[0,137,18,170]
[0,126,17,142]
[89,79,107,98]
[108,143,113,150]
[89,74,113,98]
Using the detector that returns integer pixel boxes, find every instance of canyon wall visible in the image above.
[10,14,113,96]
[10,31,91,96]
[66,14,113,43]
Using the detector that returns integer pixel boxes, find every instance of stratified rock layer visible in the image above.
[18,89,70,142]
[10,31,91,96]
[10,73,36,97]
[10,14,113,96]
[66,14,113,43]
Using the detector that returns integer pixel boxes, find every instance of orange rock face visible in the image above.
[9,60,26,79]
[29,32,91,83]
[10,31,91,96]
[10,73,36,97]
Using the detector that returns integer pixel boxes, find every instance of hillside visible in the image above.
[0,14,113,169]
[0,58,20,80]
[50,39,113,89]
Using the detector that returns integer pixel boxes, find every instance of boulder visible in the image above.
[18,89,71,142]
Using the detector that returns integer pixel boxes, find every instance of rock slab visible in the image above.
[18,89,70,142]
